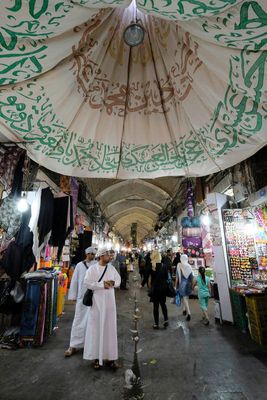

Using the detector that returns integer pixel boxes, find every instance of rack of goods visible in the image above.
[223,209,258,282]
[253,206,267,271]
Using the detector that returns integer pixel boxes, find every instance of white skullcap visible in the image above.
[97,247,110,257]
[85,246,97,255]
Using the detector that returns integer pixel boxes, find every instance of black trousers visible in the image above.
[141,268,151,287]
[120,266,128,289]
[153,298,168,325]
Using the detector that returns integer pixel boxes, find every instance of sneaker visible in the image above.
[204,319,210,326]
[153,324,159,329]
[182,310,187,316]
[186,314,191,321]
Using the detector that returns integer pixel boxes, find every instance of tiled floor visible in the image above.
[0,273,267,400]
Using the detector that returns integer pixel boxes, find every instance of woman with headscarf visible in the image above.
[149,250,169,329]
[175,254,193,321]
[150,248,161,286]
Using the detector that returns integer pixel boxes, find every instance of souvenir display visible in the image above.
[253,206,267,270]
[223,209,257,282]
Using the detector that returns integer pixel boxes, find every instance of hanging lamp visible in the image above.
[123,2,145,47]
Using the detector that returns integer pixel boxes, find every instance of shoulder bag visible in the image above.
[83,265,108,306]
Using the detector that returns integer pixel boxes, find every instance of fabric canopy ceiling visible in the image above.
[0,0,266,179]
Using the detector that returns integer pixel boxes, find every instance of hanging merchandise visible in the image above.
[50,195,74,261]
[59,175,71,194]
[37,188,54,253]
[253,206,267,271]
[0,147,25,195]
[29,187,54,262]
[0,195,22,240]
[3,207,35,281]
[0,149,27,244]
[181,180,204,272]
[20,270,58,346]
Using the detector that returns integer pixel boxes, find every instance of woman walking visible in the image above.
[149,253,169,329]
[175,254,193,321]
[194,266,211,325]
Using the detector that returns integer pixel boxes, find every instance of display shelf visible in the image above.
[223,209,257,282]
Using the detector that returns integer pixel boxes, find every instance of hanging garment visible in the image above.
[83,263,121,365]
[68,260,94,348]
[0,195,22,240]
[2,207,35,281]
[10,151,25,197]
[37,187,54,251]
[29,187,54,261]
[28,188,42,260]
[2,242,24,281]
[50,196,73,260]
[15,207,33,249]
[0,148,24,194]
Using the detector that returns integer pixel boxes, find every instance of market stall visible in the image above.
[223,207,267,344]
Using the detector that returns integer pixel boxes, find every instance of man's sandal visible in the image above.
[106,361,120,370]
[93,359,101,370]
[64,347,77,357]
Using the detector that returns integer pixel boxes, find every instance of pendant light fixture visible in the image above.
[123,2,145,47]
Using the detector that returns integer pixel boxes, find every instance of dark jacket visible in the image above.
[150,263,168,301]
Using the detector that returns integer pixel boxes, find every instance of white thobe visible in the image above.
[68,260,95,348]
[83,263,121,365]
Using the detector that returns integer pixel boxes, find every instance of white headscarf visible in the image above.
[177,254,193,283]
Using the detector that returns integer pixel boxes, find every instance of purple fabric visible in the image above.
[182,236,202,248]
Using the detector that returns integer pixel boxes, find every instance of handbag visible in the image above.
[165,280,176,298]
[83,265,108,306]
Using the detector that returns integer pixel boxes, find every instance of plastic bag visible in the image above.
[175,290,181,307]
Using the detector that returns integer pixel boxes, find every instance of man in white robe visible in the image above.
[83,247,121,369]
[64,246,97,357]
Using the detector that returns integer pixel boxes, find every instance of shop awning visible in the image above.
[0,0,266,179]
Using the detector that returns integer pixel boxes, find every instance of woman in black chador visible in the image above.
[149,257,169,329]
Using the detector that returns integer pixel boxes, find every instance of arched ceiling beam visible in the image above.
[109,207,157,226]
[103,196,162,214]
[95,179,171,209]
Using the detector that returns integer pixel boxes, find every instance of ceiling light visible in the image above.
[123,22,145,47]
[17,194,29,213]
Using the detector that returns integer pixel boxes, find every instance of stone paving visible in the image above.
[0,273,267,400]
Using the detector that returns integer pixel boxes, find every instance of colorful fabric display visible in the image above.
[20,271,58,346]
